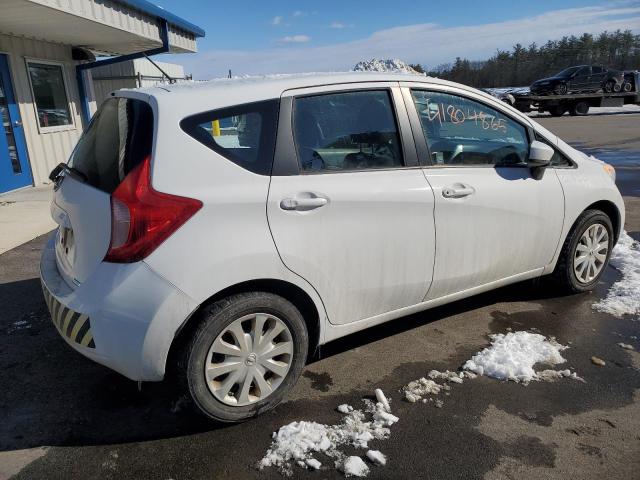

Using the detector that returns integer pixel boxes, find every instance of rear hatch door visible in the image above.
[51,96,154,287]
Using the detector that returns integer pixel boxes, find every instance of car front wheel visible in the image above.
[177,292,309,422]
[553,209,614,293]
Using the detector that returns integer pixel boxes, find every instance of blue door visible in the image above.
[0,54,32,193]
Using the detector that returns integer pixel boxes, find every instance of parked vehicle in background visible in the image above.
[530,65,624,96]
[40,73,624,423]
[508,71,640,116]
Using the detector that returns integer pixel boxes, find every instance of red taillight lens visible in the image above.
[104,156,202,263]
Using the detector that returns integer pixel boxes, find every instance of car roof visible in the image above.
[125,72,461,101]
[117,72,522,121]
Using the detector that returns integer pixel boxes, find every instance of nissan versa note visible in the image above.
[41,73,624,422]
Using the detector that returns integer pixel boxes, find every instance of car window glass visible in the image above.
[293,90,403,172]
[592,66,604,74]
[411,90,529,166]
[577,67,591,76]
[180,100,279,175]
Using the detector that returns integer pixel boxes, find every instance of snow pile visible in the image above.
[353,59,420,74]
[463,331,579,383]
[593,231,640,320]
[402,369,478,404]
[339,456,369,477]
[366,450,387,466]
[259,391,396,476]
[403,378,445,403]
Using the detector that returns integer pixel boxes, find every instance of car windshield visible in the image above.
[556,66,581,78]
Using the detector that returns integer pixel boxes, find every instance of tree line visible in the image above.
[409,30,640,88]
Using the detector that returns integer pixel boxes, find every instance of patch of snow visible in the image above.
[375,389,391,412]
[593,231,640,320]
[305,458,322,470]
[428,369,464,383]
[339,456,370,477]
[536,369,584,382]
[353,58,420,75]
[259,396,398,476]
[337,404,354,414]
[618,343,635,351]
[463,331,576,383]
[366,450,387,466]
[402,378,447,403]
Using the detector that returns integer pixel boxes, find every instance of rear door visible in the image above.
[571,66,591,92]
[590,66,606,90]
[401,84,564,299]
[267,84,436,325]
[51,96,153,287]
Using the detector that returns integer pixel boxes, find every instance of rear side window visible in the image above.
[69,97,153,193]
[293,90,403,172]
[180,100,279,175]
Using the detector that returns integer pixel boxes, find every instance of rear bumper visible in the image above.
[40,233,198,381]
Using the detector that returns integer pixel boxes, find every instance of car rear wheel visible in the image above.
[604,80,615,93]
[569,101,590,116]
[177,292,308,422]
[552,209,613,293]
[547,105,566,117]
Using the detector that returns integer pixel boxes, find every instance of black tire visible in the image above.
[548,105,565,117]
[623,82,632,92]
[552,209,614,293]
[569,101,590,116]
[555,83,568,95]
[177,292,309,423]
[613,82,622,93]
[604,80,614,93]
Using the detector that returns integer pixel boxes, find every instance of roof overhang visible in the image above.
[0,0,204,55]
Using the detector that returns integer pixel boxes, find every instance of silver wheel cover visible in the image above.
[573,223,609,284]
[204,313,293,407]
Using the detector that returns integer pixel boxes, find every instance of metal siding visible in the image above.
[11,0,198,53]
[0,33,86,186]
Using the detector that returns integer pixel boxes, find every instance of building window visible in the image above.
[27,62,72,129]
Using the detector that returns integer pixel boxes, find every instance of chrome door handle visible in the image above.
[442,185,475,198]
[280,196,328,211]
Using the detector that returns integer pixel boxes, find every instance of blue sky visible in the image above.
[159,0,640,78]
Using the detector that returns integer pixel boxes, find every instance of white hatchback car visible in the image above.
[41,73,624,422]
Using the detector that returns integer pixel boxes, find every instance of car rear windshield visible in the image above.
[69,97,153,193]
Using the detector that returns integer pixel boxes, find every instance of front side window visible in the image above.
[27,62,72,128]
[180,100,278,175]
[293,90,403,172]
[411,90,529,166]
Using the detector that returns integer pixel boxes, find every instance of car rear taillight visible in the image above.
[104,156,202,263]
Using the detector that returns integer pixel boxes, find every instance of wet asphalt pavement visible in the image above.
[1,112,639,479]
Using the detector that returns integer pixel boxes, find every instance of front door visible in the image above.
[267,85,436,325]
[403,86,565,300]
[0,54,32,193]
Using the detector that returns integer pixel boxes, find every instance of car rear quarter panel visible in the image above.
[141,96,328,342]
